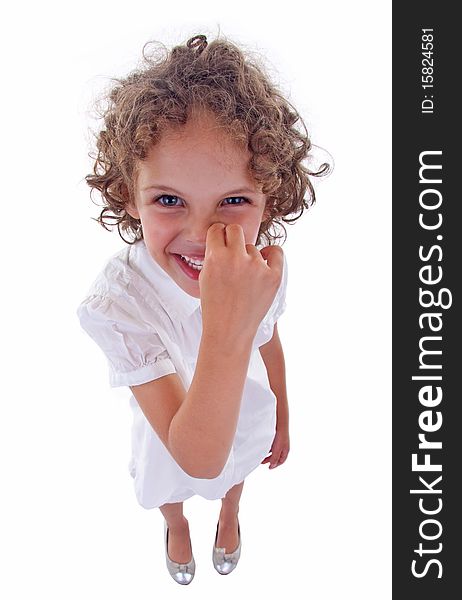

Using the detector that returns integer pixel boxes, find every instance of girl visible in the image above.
[77,34,326,585]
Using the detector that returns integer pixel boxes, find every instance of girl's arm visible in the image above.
[130,328,254,480]
[258,323,289,430]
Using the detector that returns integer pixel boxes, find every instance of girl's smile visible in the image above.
[126,111,268,298]
[173,253,204,281]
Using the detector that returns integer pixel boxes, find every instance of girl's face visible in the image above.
[127,113,268,298]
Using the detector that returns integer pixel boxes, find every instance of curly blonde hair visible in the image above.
[85,34,330,245]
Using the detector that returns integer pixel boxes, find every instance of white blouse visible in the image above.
[76,239,287,509]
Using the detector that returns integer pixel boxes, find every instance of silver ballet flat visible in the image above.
[164,520,196,585]
[212,519,241,575]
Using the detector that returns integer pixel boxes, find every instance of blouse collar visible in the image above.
[130,239,201,321]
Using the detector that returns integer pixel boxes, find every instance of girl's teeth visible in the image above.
[181,255,204,265]
[180,255,204,270]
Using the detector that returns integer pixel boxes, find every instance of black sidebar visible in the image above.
[393,4,461,598]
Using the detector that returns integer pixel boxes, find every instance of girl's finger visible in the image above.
[269,451,281,468]
[224,223,246,250]
[260,245,284,273]
[205,222,226,256]
[245,243,262,258]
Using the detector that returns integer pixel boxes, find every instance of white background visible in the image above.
[1,1,391,598]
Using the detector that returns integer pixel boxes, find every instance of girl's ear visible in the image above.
[262,203,272,222]
[125,201,140,220]
[122,181,140,219]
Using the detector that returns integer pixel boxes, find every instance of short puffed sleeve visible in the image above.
[253,252,288,347]
[266,251,288,324]
[76,294,176,388]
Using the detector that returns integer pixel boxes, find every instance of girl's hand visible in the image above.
[199,223,283,342]
[261,426,290,469]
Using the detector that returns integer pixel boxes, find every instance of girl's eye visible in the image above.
[155,195,248,207]
[156,195,184,207]
[222,197,248,206]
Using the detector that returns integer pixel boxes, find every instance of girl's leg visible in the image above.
[159,501,192,563]
[216,480,244,552]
